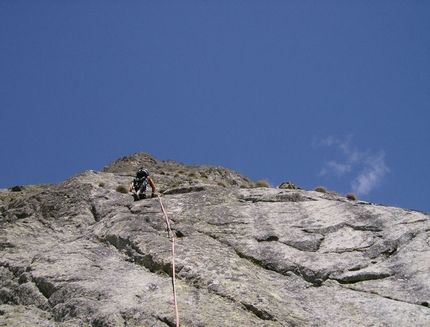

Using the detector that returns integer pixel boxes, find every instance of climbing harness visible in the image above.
[157,195,180,327]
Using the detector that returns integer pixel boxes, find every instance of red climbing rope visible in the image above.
[157,195,180,327]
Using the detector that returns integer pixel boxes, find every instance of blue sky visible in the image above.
[1,2,429,213]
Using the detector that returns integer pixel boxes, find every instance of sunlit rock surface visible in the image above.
[1,153,429,326]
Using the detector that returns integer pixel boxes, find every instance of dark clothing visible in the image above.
[133,177,149,193]
[130,175,156,201]
[132,192,146,201]
[132,177,148,199]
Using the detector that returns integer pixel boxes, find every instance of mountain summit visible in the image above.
[1,152,429,326]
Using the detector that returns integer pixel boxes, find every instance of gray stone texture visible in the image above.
[1,152,429,326]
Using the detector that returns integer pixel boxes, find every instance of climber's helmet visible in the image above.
[136,168,149,178]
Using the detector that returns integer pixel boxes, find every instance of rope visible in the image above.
[157,195,180,327]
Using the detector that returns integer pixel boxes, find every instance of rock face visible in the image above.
[1,152,430,326]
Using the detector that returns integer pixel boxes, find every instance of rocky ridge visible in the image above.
[1,152,429,326]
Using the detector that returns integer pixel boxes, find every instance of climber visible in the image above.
[129,168,157,201]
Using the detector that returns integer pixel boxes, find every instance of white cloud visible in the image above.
[352,153,390,196]
[319,135,360,176]
[318,136,389,195]
[320,136,335,146]
[320,161,352,176]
